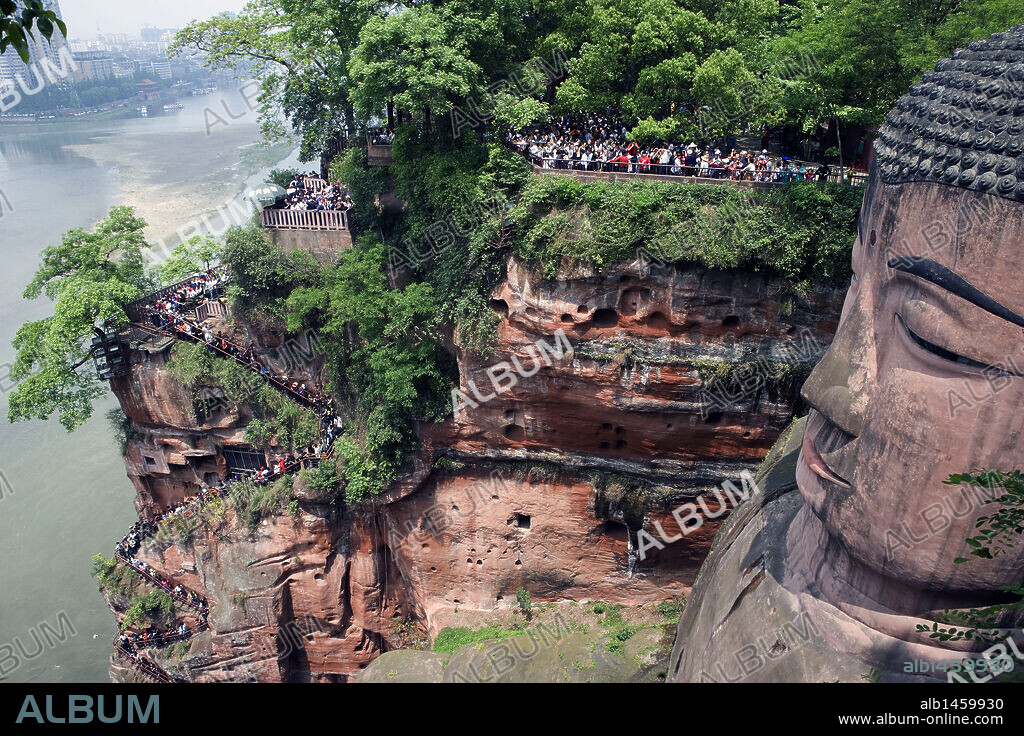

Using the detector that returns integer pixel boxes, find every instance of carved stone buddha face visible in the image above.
[792,26,1024,611]
[797,172,1024,604]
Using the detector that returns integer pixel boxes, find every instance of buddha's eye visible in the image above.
[896,313,1001,373]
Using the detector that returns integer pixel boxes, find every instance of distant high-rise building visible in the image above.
[148,59,172,80]
[72,51,113,82]
[139,26,164,43]
[0,1,73,86]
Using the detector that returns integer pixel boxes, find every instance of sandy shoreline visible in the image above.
[65,125,296,245]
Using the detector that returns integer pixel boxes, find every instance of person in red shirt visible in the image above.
[638,153,651,173]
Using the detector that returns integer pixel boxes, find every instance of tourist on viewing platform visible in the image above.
[507,115,836,183]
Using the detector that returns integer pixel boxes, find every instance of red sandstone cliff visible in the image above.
[105,257,844,681]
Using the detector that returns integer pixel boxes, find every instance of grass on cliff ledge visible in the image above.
[431,624,524,654]
[500,175,862,283]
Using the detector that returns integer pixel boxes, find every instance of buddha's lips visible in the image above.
[802,420,851,488]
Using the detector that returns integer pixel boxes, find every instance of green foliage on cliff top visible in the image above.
[8,206,150,432]
[503,175,862,282]
[285,235,455,503]
[166,341,320,452]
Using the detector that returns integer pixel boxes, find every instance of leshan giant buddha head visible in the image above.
[669,26,1024,683]
[795,25,1024,613]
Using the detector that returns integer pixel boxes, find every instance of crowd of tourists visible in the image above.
[116,622,197,651]
[506,114,835,182]
[369,128,394,145]
[142,266,341,489]
[115,532,210,617]
[280,174,352,211]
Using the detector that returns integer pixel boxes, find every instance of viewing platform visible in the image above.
[259,207,349,231]
[528,159,868,188]
[258,174,353,259]
[367,134,393,166]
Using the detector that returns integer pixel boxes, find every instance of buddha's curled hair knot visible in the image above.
[876,24,1024,201]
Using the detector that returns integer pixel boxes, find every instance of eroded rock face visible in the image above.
[106,257,845,681]
[112,315,327,514]
[380,466,721,635]
[439,257,842,486]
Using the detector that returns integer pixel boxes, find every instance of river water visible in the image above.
[0,94,301,682]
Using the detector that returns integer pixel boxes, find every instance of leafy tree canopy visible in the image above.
[0,0,66,62]
[151,235,223,287]
[774,0,1024,133]
[9,206,149,431]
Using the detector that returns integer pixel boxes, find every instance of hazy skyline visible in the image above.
[60,0,250,39]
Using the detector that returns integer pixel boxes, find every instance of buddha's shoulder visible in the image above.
[754,414,805,500]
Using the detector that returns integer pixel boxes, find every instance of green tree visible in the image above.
[266,167,301,189]
[151,235,223,286]
[0,0,66,62]
[552,0,778,136]
[8,207,149,431]
[917,470,1024,657]
[220,222,320,320]
[171,0,380,162]
[772,0,1024,164]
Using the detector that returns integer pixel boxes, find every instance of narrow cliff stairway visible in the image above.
[108,266,343,682]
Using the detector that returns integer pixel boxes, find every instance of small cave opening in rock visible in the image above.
[590,308,618,328]
[504,409,515,421]
[577,304,589,313]
[503,424,525,441]
[619,286,652,317]
[488,299,509,318]
[645,311,670,331]
[514,513,531,530]
[614,426,625,435]
[604,519,629,543]
[704,411,724,425]
[722,315,740,328]
[615,439,627,449]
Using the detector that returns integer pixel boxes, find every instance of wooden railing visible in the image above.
[114,644,175,683]
[260,207,348,231]
[195,300,227,322]
[296,175,328,192]
[527,156,868,187]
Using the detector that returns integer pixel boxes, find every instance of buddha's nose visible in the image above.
[800,280,877,438]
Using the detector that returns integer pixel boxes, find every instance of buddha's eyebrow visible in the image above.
[887,257,1024,329]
